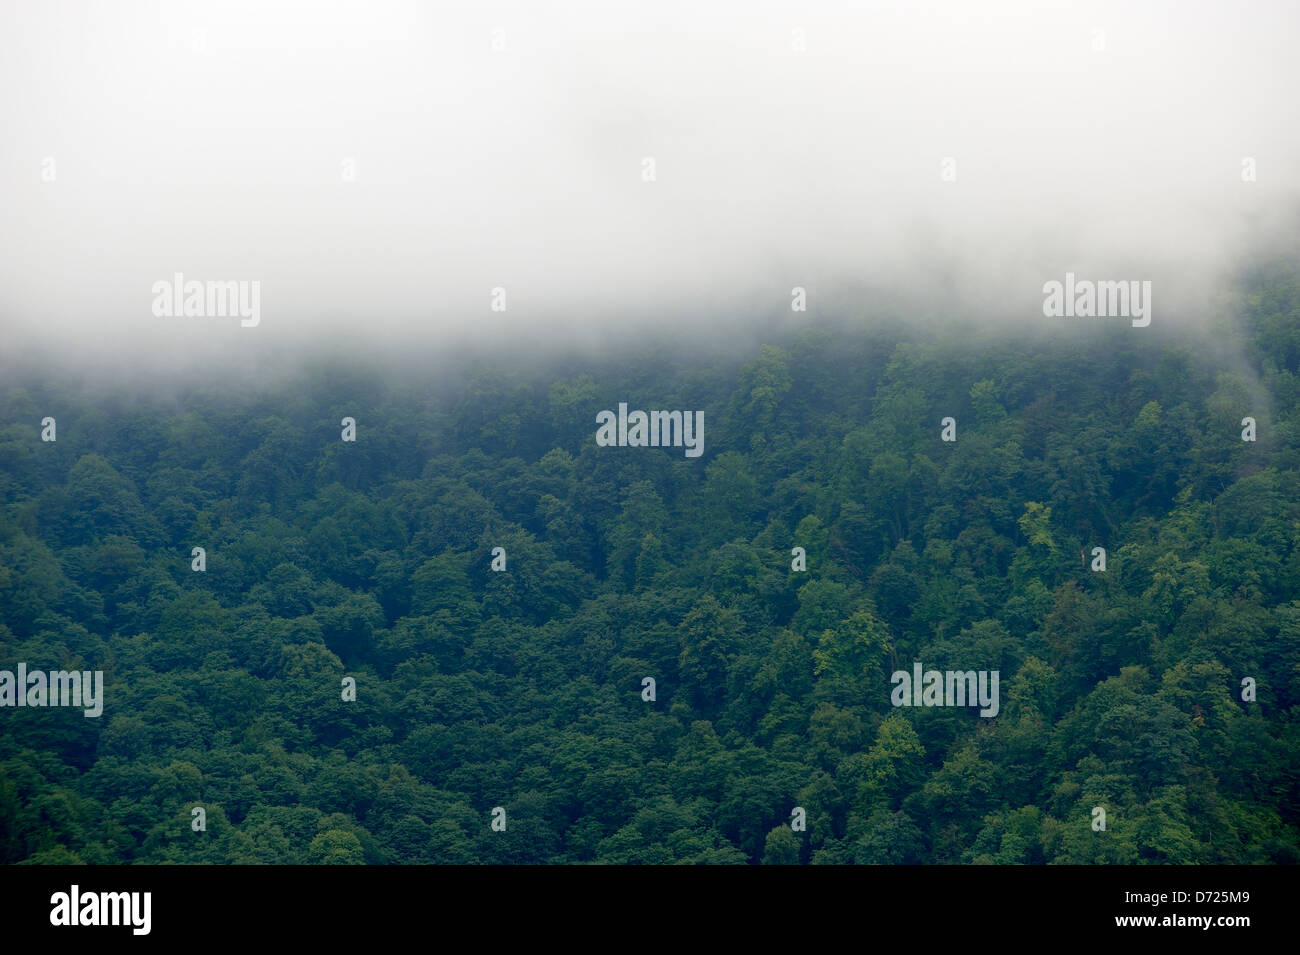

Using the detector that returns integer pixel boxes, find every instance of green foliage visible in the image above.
[3,277,1300,864]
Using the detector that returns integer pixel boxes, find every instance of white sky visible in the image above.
[1,0,1297,368]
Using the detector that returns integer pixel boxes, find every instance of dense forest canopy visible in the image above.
[2,265,1299,864]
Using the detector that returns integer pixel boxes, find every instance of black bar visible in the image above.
[0,864,1285,942]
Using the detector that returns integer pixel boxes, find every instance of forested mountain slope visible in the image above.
[3,270,1299,864]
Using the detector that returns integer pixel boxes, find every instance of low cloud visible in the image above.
[1,0,1297,374]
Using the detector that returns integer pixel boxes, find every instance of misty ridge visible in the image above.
[3,256,1298,865]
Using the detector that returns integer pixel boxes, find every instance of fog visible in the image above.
[1,0,1298,378]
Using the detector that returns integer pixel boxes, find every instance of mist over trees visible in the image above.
[2,263,1299,865]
